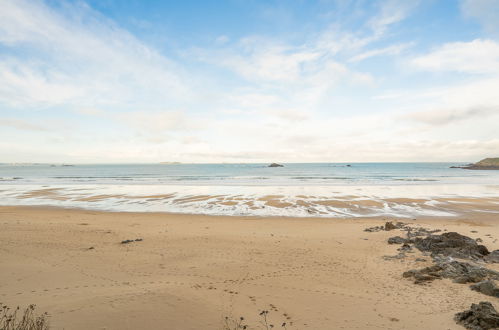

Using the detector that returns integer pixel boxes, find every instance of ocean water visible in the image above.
[1,163,499,217]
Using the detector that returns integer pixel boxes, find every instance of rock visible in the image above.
[384,222,397,231]
[388,236,407,244]
[364,225,384,232]
[403,260,499,284]
[455,158,499,170]
[414,232,489,260]
[405,227,440,239]
[454,302,499,330]
[121,239,143,244]
[268,163,284,167]
[484,250,499,263]
[398,243,412,252]
[383,252,407,260]
[471,280,499,298]
[365,222,405,233]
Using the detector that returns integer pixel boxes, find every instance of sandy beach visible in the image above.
[1,206,499,329]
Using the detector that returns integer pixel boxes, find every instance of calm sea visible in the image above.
[1,163,498,217]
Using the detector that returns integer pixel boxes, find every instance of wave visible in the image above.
[0,184,497,218]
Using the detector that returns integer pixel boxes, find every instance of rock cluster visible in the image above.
[455,302,499,330]
[121,238,143,244]
[365,221,405,232]
[365,221,499,329]
[413,232,490,260]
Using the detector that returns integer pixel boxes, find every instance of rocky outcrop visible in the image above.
[470,280,499,298]
[403,260,499,284]
[484,250,499,263]
[451,158,499,170]
[268,163,284,167]
[455,302,499,330]
[388,236,408,244]
[413,232,490,260]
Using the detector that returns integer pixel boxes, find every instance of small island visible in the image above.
[451,157,499,170]
[268,163,284,167]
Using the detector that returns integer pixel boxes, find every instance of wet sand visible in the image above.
[1,206,499,329]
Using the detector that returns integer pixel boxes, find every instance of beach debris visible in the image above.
[454,302,499,330]
[120,238,143,244]
[403,259,499,284]
[413,232,490,261]
[471,280,499,298]
[268,163,284,167]
[87,246,95,250]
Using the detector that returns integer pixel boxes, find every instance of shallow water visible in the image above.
[1,163,498,217]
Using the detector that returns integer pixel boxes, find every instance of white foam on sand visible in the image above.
[0,184,498,218]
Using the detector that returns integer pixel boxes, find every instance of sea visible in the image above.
[1,163,499,218]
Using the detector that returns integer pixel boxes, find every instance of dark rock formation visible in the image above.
[364,225,384,232]
[268,163,284,167]
[454,302,499,330]
[403,260,499,284]
[485,250,499,263]
[365,221,406,232]
[121,238,143,244]
[471,280,499,298]
[384,221,397,231]
[452,158,499,170]
[388,236,407,244]
[406,227,441,239]
[414,232,489,260]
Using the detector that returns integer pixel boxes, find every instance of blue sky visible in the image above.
[0,0,498,163]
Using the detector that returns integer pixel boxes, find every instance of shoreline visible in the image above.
[2,205,499,329]
[1,184,499,218]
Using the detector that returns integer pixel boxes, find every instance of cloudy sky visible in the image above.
[1,0,498,163]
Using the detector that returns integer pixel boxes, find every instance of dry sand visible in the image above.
[1,206,499,329]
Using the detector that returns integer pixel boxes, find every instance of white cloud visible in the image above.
[412,39,499,74]
[2,0,497,163]
[403,106,499,125]
[461,0,499,34]
[368,0,420,37]
[0,0,188,109]
[0,118,48,131]
[118,111,197,133]
[349,42,414,62]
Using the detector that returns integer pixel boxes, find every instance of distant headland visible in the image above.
[451,158,499,170]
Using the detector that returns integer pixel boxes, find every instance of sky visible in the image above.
[0,0,498,163]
